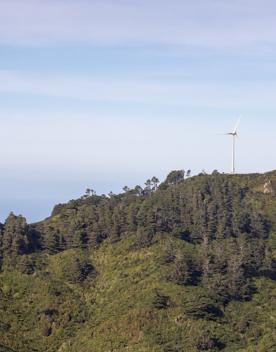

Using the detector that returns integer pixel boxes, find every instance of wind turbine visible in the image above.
[225,118,240,174]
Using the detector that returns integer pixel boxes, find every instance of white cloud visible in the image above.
[0,0,276,47]
[0,70,275,109]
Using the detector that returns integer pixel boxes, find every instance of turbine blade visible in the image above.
[233,116,241,134]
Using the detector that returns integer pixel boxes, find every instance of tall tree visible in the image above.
[2,213,30,256]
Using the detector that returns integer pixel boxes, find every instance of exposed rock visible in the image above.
[264,180,274,194]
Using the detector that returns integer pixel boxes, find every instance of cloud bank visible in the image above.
[0,0,276,48]
[0,70,275,109]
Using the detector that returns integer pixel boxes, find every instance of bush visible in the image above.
[16,255,36,274]
[184,294,223,321]
[61,253,95,284]
[152,289,170,309]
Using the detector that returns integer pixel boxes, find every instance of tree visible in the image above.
[2,213,30,256]
[162,240,176,264]
[134,185,143,196]
[144,179,153,193]
[61,254,95,284]
[169,251,199,285]
[184,293,223,320]
[151,176,159,190]
[88,223,104,248]
[123,186,130,193]
[134,226,153,248]
[42,226,64,253]
[164,170,185,185]
[17,255,36,274]
[85,188,96,197]
[126,204,138,232]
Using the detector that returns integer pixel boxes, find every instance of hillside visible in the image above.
[0,170,276,352]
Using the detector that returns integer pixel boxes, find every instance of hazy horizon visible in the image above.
[1,0,276,222]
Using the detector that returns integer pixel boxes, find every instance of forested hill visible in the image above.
[0,170,276,352]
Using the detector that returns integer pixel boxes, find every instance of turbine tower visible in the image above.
[225,118,240,174]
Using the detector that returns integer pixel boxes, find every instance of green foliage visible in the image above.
[1,213,30,256]
[152,289,170,309]
[168,248,200,285]
[162,170,185,186]
[0,170,276,351]
[193,329,222,351]
[183,292,223,320]
[59,251,95,284]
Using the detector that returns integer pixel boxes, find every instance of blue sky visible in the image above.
[0,0,276,222]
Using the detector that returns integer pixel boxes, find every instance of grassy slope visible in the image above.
[0,171,276,352]
[0,234,275,352]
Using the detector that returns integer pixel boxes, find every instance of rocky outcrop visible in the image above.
[264,180,274,194]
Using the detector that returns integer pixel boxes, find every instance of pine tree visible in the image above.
[2,213,30,256]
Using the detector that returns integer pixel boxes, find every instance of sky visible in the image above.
[0,0,276,223]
